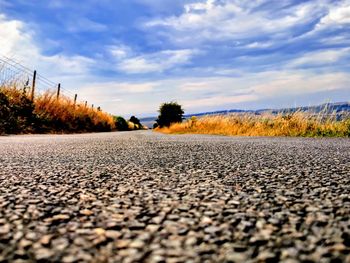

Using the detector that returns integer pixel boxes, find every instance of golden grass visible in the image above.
[1,85,115,132]
[156,113,350,137]
[0,84,27,104]
[35,91,115,128]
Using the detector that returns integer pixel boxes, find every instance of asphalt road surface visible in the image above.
[0,131,349,263]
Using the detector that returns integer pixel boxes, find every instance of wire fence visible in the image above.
[0,55,97,109]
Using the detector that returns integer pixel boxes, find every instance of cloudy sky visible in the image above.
[0,0,349,117]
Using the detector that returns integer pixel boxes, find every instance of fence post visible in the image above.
[74,94,77,106]
[56,83,61,100]
[31,70,37,101]
[92,104,94,109]
[85,101,87,107]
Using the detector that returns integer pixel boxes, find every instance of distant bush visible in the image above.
[129,116,143,129]
[128,121,136,130]
[114,116,129,131]
[112,115,145,131]
[156,102,184,128]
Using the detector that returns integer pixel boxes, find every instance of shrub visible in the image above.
[128,121,136,130]
[114,116,129,131]
[0,87,38,134]
[0,91,12,134]
[156,102,184,128]
[129,116,142,129]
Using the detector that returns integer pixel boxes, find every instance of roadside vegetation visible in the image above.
[114,115,145,131]
[0,85,144,135]
[154,102,184,129]
[128,116,144,130]
[155,106,350,137]
[0,85,115,134]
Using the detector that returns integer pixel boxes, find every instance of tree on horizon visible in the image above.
[156,102,184,128]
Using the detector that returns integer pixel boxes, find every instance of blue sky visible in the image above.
[0,0,349,117]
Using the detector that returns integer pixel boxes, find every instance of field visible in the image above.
[156,113,350,137]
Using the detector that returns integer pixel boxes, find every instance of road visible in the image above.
[0,131,349,262]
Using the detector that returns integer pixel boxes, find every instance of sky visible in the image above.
[0,0,349,117]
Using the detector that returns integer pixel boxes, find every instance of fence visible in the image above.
[0,55,99,110]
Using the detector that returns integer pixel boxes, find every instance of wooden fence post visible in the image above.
[85,101,87,107]
[74,94,77,106]
[57,83,61,100]
[30,70,37,101]
[92,104,94,109]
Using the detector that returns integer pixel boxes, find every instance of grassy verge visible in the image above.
[0,85,115,134]
[156,113,350,137]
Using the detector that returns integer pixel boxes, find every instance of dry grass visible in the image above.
[156,113,350,137]
[1,85,115,133]
[35,91,115,129]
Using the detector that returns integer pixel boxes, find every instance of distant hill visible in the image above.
[140,102,350,128]
[256,102,350,114]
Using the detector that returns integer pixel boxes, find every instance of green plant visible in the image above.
[0,91,12,134]
[114,116,129,131]
[129,116,142,129]
[0,88,38,134]
[156,102,184,128]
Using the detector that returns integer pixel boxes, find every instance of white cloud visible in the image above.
[74,81,159,116]
[179,70,350,111]
[319,35,350,45]
[110,45,132,59]
[245,41,274,49]
[81,81,155,95]
[0,14,94,82]
[180,82,211,91]
[288,48,350,67]
[73,69,350,116]
[145,0,325,44]
[118,58,162,74]
[117,49,197,74]
[179,78,248,94]
[318,1,350,26]
[108,44,198,74]
[0,14,33,57]
[182,94,256,109]
[41,55,94,75]
[184,0,217,13]
[303,1,350,40]
[251,71,350,97]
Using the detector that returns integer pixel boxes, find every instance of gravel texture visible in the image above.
[0,131,349,263]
